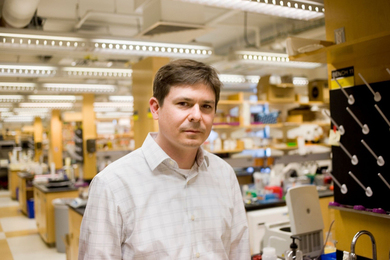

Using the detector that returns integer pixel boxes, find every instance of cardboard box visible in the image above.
[308,79,329,102]
[257,75,296,103]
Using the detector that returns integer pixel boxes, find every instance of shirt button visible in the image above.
[169,160,175,166]
[196,252,200,258]
[191,215,195,221]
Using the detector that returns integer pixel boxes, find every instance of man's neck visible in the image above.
[154,136,198,169]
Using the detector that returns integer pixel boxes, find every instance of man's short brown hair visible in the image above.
[153,59,222,108]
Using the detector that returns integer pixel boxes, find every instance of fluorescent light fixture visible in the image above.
[19,102,74,109]
[95,112,133,119]
[15,111,49,117]
[93,107,118,112]
[0,95,24,102]
[0,108,10,112]
[92,39,213,58]
[219,74,260,84]
[234,50,322,69]
[108,96,134,102]
[62,67,132,78]
[3,116,35,122]
[0,103,13,108]
[27,95,81,102]
[0,112,14,117]
[0,82,36,91]
[0,65,57,77]
[43,83,116,93]
[14,108,50,113]
[0,32,86,51]
[94,102,133,108]
[293,77,309,86]
[175,0,324,20]
[0,29,214,59]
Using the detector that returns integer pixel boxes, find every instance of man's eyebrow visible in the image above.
[174,97,215,104]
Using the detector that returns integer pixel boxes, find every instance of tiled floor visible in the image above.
[0,190,66,260]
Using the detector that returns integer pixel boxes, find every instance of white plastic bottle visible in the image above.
[262,246,277,260]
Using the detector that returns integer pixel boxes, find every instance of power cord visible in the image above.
[313,219,335,260]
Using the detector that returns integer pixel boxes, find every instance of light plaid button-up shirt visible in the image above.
[79,133,250,259]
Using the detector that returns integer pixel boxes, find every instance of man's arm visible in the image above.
[228,168,251,259]
[78,175,123,259]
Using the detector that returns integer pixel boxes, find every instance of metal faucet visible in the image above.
[350,230,377,260]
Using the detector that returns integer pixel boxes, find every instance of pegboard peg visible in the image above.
[378,173,390,190]
[374,104,390,131]
[346,107,369,134]
[328,171,348,194]
[322,109,345,135]
[358,73,381,102]
[348,171,373,197]
[361,139,385,166]
[338,141,358,165]
[334,77,355,105]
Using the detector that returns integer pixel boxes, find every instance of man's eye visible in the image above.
[178,102,189,106]
[203,104,213,109]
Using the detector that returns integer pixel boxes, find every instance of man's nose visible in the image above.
[188,104,202,122]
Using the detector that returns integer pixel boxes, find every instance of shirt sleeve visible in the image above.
[78,174,123,259]
[228,167,251,259]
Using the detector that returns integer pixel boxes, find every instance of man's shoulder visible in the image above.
[97,148,146,177]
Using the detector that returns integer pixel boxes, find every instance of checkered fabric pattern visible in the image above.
[79,133,250,259]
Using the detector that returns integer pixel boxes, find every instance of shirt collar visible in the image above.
[142,132,209,171]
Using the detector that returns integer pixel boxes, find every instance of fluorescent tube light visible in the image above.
[14,108,50,113]
[0,95,24,102]
[3,116,35,122]
[27,95,81,102]
[0,65,57,77]
[0,82,36,91]
[219,74,260,84]
[234,50,322,69]
[19,102,74,109]
[93,107,118,112]
[0,29,214,59]
[94,102,133,108]
[108,96,134,102]
[92,39,213,58]
[293,77,309,85]
[43,83,116,93]
[95,112,133,119]
[0,108,10,112]
[0,32,86,51]
[175,0,324,20]
[62,67,132,78]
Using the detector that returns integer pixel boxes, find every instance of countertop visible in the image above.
[245,188,333,212]
[69,205,86,216]
[33,182,78,193]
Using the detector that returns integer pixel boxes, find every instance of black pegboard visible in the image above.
[330,80,390,211]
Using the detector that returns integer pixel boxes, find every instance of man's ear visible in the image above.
[149,97,160,120]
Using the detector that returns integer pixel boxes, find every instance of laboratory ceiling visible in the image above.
[0,0,327,127]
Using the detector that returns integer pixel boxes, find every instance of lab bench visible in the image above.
[33,183,79,246]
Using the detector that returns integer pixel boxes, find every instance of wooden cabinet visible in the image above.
[33,185,79,245]
[8,169,19,200]
[68,208,83,260]
[18,173,34,215]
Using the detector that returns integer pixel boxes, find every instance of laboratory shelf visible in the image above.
[328,205,390,219]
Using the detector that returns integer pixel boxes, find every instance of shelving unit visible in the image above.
[209,91,330,154]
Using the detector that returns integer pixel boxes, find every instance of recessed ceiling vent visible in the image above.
[135,0,212,43]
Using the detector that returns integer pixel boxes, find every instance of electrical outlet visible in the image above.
[342,251,350,260]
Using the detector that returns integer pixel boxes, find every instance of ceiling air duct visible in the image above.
[135,0,212,43]
[1,0,41,28]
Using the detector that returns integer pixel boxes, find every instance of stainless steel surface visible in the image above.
[349,230,377,260]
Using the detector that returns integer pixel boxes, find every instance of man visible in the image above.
[79,59,250,259]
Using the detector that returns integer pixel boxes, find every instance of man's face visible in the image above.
[150,83,216,152]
